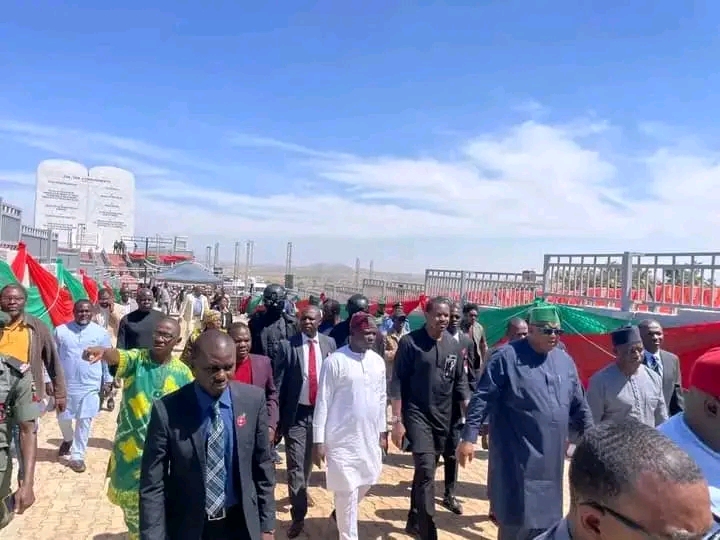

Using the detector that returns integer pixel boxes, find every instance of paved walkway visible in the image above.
[4,403,568,540]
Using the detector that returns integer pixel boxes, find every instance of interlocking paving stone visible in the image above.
[4,400,569,539]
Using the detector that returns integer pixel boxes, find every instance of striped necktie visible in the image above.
[647,352,662,376]
[205,400,226,517]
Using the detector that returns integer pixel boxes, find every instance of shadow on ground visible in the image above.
[47,437,114,451]
[375,508,494,539]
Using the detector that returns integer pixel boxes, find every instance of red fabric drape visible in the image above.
[80,270,99,304]
[11,242,27,282]
[24,253,74,326]
[238,296,251,314]
[565,320,720,387]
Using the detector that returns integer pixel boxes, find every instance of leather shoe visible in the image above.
[287,521,304,538]
[442,495,463,515]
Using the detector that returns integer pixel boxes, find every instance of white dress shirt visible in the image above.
[299,333,323,406]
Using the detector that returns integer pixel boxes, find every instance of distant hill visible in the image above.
[216,261,424,287]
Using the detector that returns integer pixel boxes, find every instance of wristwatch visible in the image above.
[390,416,401,425]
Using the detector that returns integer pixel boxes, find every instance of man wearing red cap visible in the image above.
[313,312,387,540]
[659,347,720,533]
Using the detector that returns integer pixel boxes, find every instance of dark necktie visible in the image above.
[308,339,318,405]
[205,401,226,517]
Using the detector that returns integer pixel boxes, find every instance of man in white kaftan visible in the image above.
[313,312,387,540]
[54,300,112,472]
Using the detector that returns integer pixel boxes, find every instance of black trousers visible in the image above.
[202,504,250,540]
[408,452,439,540]
[438,421,463,496]
[284,404,314,523]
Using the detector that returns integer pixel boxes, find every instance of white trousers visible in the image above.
[58,417,93,462]
[334,485,371,540]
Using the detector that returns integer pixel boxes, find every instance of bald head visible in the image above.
[299,305,322,337]
[192,329,236,397]
[195,329,235,358]
[638,319,663,353]
[301,305,321,317]
[506,317,529,341]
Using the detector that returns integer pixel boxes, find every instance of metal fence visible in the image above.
[0,199,22,245]
[361,278,424,303]
[543,251,720,313]
[424,269,541,307]
[19,225,59,263]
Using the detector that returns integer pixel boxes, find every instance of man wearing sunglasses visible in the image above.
[535,418,714,539]
[457,305,593,540]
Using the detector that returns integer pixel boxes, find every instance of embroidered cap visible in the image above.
[689,347,720,399]
[610,325,642,347]
[350,312,376,333]
[527,305,560,326]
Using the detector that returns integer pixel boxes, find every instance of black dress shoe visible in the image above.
[287,521,304,538]
[405,518,420,536]
[442,495,463,515]
[58,441,72,457]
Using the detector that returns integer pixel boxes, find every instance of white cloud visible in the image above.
[0,115,718,271]
[513,99,548,117]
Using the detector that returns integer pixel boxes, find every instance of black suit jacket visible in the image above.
[643,349,684,416]
[139,382,276,540]
[274,333,336,435]
[329,317,385,357]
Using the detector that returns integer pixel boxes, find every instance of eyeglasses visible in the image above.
[153,331,177,341]
[580,501,710,540]
[534,326,564,336]
[581,501,651,536]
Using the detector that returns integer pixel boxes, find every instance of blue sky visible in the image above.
[1,1,720,273]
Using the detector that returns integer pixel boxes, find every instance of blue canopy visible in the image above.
[154,262,222,285]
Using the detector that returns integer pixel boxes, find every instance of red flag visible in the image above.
[24,252,73,326]
[79,270,99,304]
[10,242,27,282]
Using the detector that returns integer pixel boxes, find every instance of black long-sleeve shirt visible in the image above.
[390,327,470,453]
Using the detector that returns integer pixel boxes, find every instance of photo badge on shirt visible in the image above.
[444,354,457,378]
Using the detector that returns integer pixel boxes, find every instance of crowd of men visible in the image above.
[0,280,719,540]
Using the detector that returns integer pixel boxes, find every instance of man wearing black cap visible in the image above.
[248,284,297,373]
[249,284,297,465]
[586,325,667,427]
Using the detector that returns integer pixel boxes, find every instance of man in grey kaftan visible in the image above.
[586,325,667,427]
[457,305,593,540]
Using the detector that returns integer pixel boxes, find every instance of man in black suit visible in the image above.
[639,319,684,416]
[139,330,276,540]
[274,305,337,538]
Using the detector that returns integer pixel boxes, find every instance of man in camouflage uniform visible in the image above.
[0,350,39,529]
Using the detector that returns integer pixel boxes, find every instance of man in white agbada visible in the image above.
[313,312,388,540]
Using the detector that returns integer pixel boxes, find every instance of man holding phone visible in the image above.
[0,352,38,529]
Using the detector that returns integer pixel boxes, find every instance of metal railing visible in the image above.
[542,251,720,313]
[424,269,541,307]
[361,278,424,303]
